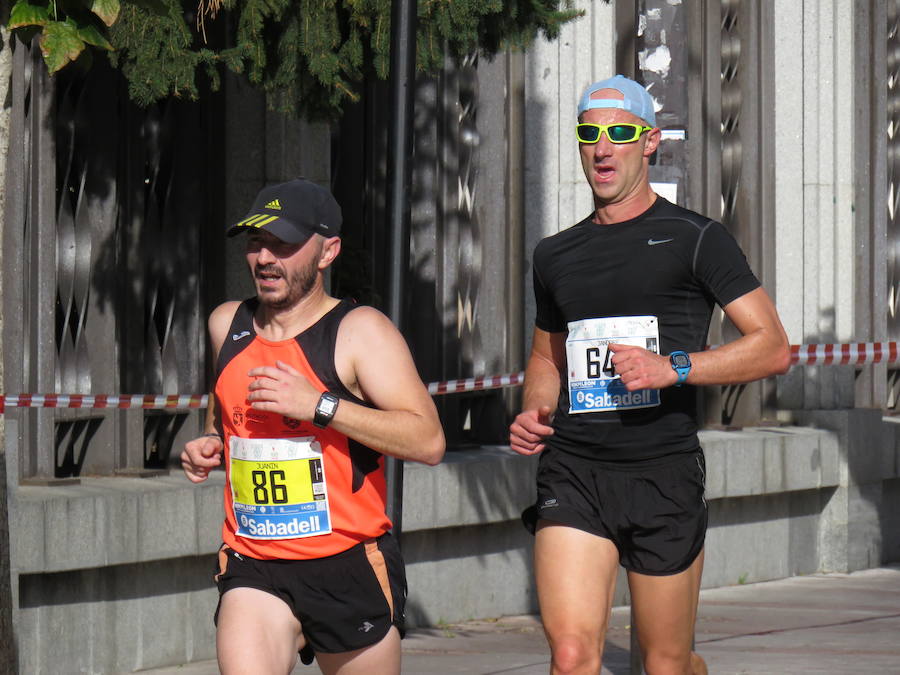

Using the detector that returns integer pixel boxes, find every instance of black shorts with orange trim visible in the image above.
[213,532,407,655]
[522,447,707,576]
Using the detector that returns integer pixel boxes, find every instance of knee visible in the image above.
[549,633,602,674]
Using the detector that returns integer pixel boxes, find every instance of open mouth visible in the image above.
[255,266,283,287]
[594,165,615,182]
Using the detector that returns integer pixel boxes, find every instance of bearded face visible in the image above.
[245,232,323,309]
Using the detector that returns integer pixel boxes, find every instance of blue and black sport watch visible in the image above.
[669,351,691,386]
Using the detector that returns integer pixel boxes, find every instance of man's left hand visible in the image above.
[608,343,679,390]
[247,360,320,421]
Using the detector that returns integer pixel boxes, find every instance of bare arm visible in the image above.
[611,287,791,390]
[181,301,240,483]
[247,307,445,466]
[509,327,566,456]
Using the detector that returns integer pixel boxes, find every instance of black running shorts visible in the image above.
[522,448,707,575]
[213,532,407,655]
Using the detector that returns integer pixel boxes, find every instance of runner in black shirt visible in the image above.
[509,75,790,675]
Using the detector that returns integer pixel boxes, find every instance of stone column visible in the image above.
[522,0,616,338]
[773,0,857,413]
[776,2,893,573]
[0,25,19,675]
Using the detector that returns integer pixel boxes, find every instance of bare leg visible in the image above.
[535,521,620,675]
[216,587,303,675]
[314,626,401,675]
[627,549,706,675]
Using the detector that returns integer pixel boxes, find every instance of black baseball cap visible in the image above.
[227,178,342,244]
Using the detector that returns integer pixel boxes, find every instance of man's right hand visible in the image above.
[181,435,224,483]
[509,406,555,456]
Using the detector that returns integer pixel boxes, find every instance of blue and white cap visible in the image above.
[577,75,656,127]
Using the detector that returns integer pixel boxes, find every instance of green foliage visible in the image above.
[8,0,584,118]
[9,0,116,72]
[8,0,51,28]
[90,0,121,26]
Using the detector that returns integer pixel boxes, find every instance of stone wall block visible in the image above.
[193,477,226,553]
[762,433,787,493]
[41,491,115,571]
[705,493,791,587]
[101,490,140,566]
[11,498,45,573]
[782,428,824,492]
[846,481,884,571]
[403,448,538,532]
[718,435,764,498]
[700,431,730,499]
[404,522,537,627]
[797,410,892,572]
[136,486,197,561]
[800,409,889,483]
[817,430,841,486]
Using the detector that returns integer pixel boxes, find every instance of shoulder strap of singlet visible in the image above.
[295,299,371,408]
[215,298,258,377]
[214,297,371,408]
[298,300,382,491]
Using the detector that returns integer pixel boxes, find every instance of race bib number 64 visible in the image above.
[566,315,661,414]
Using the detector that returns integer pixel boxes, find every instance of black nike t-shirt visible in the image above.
[532,197,760,461]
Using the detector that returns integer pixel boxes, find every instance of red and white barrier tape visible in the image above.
[2,342,898,411]
[789,342,900,366]
[427,371,525,396]
[0,394,208,414]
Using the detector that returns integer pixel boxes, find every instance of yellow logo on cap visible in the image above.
[265,199,282,210]
[235,214,278,228]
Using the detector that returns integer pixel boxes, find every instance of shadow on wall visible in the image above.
[402,521,537,627]
[18,556,216,609]
[40,55,218,475]
[400,69,554,626]
[705,487,835,587]
[16,556,219,673]
[883,477,900,562]
[522,88,548,344]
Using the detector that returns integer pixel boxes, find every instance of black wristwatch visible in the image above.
[669,351,692,386]
[313,392,340,428]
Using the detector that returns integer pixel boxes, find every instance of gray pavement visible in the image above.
[141,565,900,674]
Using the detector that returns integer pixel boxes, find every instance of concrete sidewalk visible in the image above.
[141,565,900,674]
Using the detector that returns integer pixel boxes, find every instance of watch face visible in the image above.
[318,397,338,415]
[672,353,691,368]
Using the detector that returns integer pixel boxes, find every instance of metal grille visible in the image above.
[438,53,493,443]
[720,0,742,230]
[386,52,516,446]
[455,54,484,376]
[4,40,210,480]
[888,0,900,408]
[715,0,750,425]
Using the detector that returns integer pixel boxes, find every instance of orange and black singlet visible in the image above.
[215,298,391,560]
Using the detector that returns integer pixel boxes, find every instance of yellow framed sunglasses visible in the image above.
[576,123,652,144]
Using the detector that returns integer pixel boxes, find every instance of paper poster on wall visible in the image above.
[650,181,678,204]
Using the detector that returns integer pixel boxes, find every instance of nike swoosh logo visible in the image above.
[232,330,251,341]
[647,238,674,246]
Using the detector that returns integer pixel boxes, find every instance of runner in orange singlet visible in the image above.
[181,179,445,675]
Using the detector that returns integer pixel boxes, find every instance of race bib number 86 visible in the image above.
[566,316,661,414]
[229,436,331,540]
